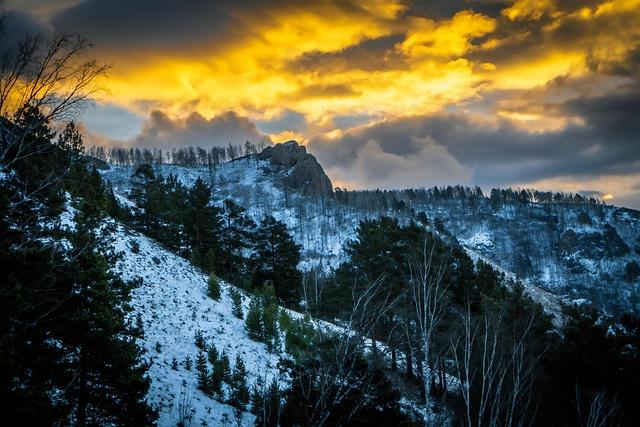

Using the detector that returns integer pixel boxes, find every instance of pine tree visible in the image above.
[195,351,210,393]
[255,379,282,427]
[220,351,231,382]
[184,355,192,371]
[183,177,222,266]
[207,344,219,365]
[207,273,221,301]
[171,357,179,370]
[230,355,250,406]
[209,365,223,397]
[219,199,256,278]
[261,285,280,352]
[245,297,264,341]
[250,376,265,415]
[250,215,302,306]
[194,330,206,349]
[208,346,224,397]
[263,303,281,353]
[230,288,244,319]
[0,110,156,425]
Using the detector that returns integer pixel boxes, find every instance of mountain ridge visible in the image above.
[99,142,640,314]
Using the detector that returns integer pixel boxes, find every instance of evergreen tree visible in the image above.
[230,288,244,319]
[220,351,231,382]
[1,109,156,425]
[208,273,221,301]
[183,177,221,266]
[245,297,264,341]
[207,346,224,397]
[261,287,280,352]
[219,199,256,279]
[255,379,283,427]
[196,351,210,393]
[250,215,302,306]
[207,344,219,365]
[230,355,250,407]
[250,376,265,416]
[194,330,206,349]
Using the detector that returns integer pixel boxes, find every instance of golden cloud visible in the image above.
[72,0,638,141]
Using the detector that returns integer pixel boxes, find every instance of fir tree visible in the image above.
[250,376,265,415]
[195,351,210,393]
[207,273,221,301]
[171,357,179,370]
[220,351,231,382]
[184,355,192,371]
[194,330,206,349]
[207,345,219,365]
[261,286,281,352]
[219,199,256,278]
[230,288,244,319]
[230,355,250,407]
[183,177,222,266]
[245,297,264,341]
[250,215,302,306]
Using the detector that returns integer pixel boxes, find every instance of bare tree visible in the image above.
[450,303,541,427]
[407,233,449,407]
[1,17,108,169]
[0,11,108,238]
[293,275,399,427]
[575,387,619,427]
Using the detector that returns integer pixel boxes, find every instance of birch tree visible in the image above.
[407,233,449,407]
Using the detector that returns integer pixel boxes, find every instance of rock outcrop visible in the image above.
[257,140,333,197]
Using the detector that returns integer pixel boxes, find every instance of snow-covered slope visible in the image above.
[112,224,281,426]
[100,151,640,315]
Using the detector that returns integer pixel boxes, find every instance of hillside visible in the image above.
[100,141,640,315]
[111,223,279,426]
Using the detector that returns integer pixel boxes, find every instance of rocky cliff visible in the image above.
[257,140,333,197]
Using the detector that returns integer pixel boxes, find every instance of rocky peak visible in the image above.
[257,140,333,197]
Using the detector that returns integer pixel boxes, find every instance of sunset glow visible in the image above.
[4,0,640,207]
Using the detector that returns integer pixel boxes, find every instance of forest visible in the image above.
[1,7,639,427]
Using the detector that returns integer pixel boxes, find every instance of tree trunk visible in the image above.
[405,347,413,378]
[391,348,397,371]
[439,355,447,395]
[77,350,88,427]
[422,334,431,405]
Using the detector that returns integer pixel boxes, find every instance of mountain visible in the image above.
[101,141,640,315]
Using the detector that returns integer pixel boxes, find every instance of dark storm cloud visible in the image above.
[308,83,640,188]
[132,110,271,150]
[50,0,238,52]
[256,109,307,135]
[406,0,508,20]
[290,35,406,73]
[596,44,640,77]
[285,84,360,100]
[473,0,640,71]
[49,0,403,54]
[0,9,50,52]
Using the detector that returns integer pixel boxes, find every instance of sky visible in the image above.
[3,0,640,208]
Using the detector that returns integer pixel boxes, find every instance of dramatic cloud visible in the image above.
[309,82,640,191]
[3,0,640,206]
[129,111,271,150]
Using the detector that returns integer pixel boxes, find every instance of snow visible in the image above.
[111,225,282,426]
[100,156,640,315]
[462,231,494,252]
